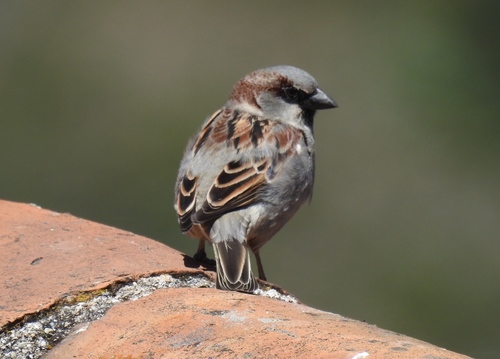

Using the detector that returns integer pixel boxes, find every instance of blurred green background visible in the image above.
[1,2,498,357]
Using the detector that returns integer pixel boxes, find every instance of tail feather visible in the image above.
[213,240,258,293]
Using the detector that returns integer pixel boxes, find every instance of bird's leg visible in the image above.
[193,239,207,261]
[193,239,215,266]
[254,251,267,281]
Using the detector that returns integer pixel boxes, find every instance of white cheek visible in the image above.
[235,102,263,117]
[295,144,303,154]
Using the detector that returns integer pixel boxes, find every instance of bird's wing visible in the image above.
[175,108,305,234]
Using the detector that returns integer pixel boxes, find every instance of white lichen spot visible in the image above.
[351,352,369,359]
[222,311,247,323]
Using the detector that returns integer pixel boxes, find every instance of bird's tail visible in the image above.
[212,239,258,293]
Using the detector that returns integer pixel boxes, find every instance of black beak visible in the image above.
[301,88,337,110]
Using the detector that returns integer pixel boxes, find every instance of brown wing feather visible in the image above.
[194,158,269,224]
[176,173,198,233]
[177,108,305,235]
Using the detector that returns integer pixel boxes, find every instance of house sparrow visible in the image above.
[174,65,336,293]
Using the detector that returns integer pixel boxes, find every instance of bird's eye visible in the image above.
[281,86,306,103]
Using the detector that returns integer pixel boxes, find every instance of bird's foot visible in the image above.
[193,250,216,266]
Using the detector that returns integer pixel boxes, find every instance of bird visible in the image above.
[174,65,336,293]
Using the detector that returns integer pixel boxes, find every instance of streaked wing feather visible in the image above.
[194,158,269,224]
[178,108,305,231]
[176,173,197,233]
